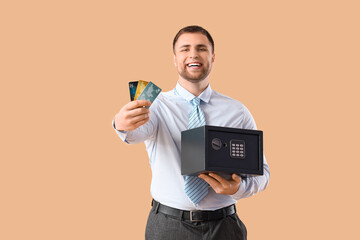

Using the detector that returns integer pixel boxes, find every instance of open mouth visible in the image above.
[187,62,202,69]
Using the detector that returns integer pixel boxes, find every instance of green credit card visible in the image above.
[136,81,162,106]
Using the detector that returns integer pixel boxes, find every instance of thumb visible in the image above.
[232,174,241,183]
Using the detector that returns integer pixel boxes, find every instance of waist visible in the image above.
[150,186,237,210]
[151,199,237,222]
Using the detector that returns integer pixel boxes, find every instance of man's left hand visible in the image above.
[198,173,241,195]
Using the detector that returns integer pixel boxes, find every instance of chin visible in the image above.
[181,72,210,83]
[184,78,206,83]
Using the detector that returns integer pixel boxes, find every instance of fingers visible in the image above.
[126,100,152,110]
[122,111,150,131]
[198,172,241,195]
[114,101,151,131]
[130,112,150,124]
[232,174,241,183]
[198,173,222,191]
[127,107,150,118]
[131,117,150,130]
[207,173,228,185]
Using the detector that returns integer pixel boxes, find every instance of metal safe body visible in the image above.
[181,125,263,176]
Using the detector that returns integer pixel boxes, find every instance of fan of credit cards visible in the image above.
[129,80,162,105]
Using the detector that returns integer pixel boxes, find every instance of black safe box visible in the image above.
[181,125,263,176]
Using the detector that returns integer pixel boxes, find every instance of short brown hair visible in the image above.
[173,25,214,53]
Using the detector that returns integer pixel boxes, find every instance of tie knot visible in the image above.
[191,97,201,106]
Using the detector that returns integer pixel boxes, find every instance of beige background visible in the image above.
[1,0,359,239]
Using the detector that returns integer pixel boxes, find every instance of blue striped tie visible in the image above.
[184,97,209,204]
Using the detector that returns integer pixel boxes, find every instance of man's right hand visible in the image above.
[114,100,152,132]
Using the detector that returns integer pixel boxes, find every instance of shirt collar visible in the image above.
[175,82,212,103]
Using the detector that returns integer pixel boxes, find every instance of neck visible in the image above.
[178,77,209,97]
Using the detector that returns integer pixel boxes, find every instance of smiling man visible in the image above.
[174,32,214,83]
[113,25,270,240]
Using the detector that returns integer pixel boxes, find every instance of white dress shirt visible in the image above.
[114,82,270,210]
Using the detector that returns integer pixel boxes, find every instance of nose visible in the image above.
[189,48,199,59]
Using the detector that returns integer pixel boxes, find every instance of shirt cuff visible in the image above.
[231,178,246,200]
[112,119,129,143]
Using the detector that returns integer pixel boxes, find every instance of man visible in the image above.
[113,25,270,240]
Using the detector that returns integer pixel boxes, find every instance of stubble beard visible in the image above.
[178,66,211,83]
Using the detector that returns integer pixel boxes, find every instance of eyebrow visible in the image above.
[179,44,208,49]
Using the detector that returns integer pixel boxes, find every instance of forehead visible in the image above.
[175,32,212,48]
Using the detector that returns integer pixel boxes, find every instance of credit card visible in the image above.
[136,81,162,106]
[134,80,149,100]
[129,81,138,101]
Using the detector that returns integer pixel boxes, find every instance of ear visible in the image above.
[212,53,215,63]
[173,54,177,67]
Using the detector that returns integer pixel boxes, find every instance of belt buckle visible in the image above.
[190,210,203,222]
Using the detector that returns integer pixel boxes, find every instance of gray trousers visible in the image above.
[145,205,247,240]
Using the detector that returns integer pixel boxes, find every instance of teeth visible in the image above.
[188,63,200,67]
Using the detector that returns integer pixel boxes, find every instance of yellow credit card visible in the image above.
[134,80,149,100]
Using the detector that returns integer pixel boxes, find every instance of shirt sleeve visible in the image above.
[112,106,159,144]
[231,154,270,200]
[231,104,270,200]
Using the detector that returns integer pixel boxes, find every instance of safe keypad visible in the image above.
[230,140,245,159]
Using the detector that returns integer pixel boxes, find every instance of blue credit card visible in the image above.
[129,81,138,101]
[136,81,162,106]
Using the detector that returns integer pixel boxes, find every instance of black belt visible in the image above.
[151,199,236,222]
